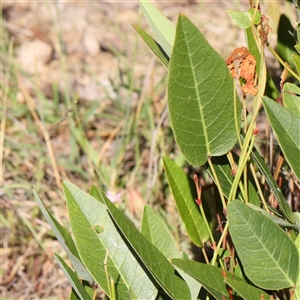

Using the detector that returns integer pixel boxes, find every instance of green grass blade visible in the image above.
[228,200,299,289]
[168,15,238,166]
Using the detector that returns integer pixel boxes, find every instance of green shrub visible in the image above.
[35,1,300,299]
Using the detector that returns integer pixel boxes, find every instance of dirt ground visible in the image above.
[1,1,295,299]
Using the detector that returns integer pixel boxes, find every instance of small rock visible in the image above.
[83,28,99,56]
[17,40,52,73]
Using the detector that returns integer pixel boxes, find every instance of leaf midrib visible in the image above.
[233,209,294,285]
[185,33,210,155]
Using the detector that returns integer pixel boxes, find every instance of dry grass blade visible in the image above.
[20,87,61,189]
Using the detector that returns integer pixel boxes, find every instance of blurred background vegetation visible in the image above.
[1,1,296,299]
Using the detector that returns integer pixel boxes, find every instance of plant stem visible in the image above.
[233,81,242,149]
[228,5,267,202]
[266,42,300,81]
[211,221,229,266]
[199,202,215,245]
[226,152,247,200]
[249,162,270,212]
[207,158,227,209]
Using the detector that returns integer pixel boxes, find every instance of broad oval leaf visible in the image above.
[163,156,211,247]
[141,207,203,299]
[262,96,300,180]
[168,15,239,166]
[99,189,191,300]
[63,181,157,300]
[224,276,270,300]
[172,258,243,299]
[173,254,202,300]
[226,9,261,29]
[228,200,299,290]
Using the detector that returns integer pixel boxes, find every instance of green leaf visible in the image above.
[205,155,260,206]
[245,133,295,224]
[168,15,238,166]
[293,54,300,75]
[175,271,201,299]
[172,259,242,299]
[224,276,270,300]
[245,26,260,65]
[277,14,297,69]
[262,96,300,180]
[69,289,80,300]
[134,24,169,67]
[247,203,300,231]
[244,17,278,104]
[283,83,300,118]
[63,181,157,300]
[248,8,262,25]
[89,185,105,204]
[81,282,95,300]
[63,183,129,299]
[297,23,300,44]
[99,189,191,300]
[265,72,279,100]
[141,205,179,259]
[295,229,300,299]
[163,156,210,247]
[54,254,92,300]
[71,127,98,166]
[172,252,202,300]
[226,9,261,29]
[139,0,175,57]
[295,212,300,229]
[228,200,299,289]
[33,188,93,282]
